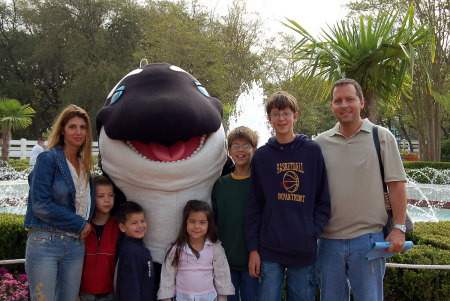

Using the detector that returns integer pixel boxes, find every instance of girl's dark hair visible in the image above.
[165,200,218,267]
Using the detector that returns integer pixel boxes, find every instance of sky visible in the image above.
[199,0,350,38]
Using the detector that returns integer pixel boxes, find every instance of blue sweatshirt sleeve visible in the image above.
[313,148,331,239]
[245,156,265,251]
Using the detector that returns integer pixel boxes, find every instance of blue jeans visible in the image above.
[259,260,316,301]
[26,229,85,301]
[228,270,259,301]
[316,231,386,301]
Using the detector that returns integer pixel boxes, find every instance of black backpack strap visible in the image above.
[372,125,388,193]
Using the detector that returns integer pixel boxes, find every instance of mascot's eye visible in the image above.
[111,86,125,105]
[195,81,210,97]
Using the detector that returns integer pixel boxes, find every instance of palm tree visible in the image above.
[0,98,35,166]
[285,3,435,123]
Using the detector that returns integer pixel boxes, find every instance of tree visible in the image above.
[0,98,35,165]
[0,0,146,139]
[285,4,435,124]
[345,0,449,161]
[135,0,265,104]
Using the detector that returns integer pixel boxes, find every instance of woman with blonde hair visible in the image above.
[24,104,95,301]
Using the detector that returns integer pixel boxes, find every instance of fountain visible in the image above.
[0,83,449,221]
[228,81,273,147]
[0,165,30,214]
[405,168,450,222]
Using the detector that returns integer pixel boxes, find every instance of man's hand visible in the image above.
[385,228,405,252]
[80,223,92,240]
[248,250,261,278]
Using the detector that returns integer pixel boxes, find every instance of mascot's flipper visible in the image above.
[96,63,227,263]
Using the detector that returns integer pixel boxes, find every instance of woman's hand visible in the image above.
[80,223,91,240]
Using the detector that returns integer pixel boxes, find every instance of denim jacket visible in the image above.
[23,145,95,234]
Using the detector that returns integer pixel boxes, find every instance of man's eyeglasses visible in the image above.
[230,144,252,150]
[270,112,293,119]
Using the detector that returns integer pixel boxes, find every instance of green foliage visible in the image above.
[403,161,450,170]
[286,3,435,109]
[0,98,35,132]
[407,221,450,250]
[442,138,450,162]
[0,98,35,165]
[7,159,30,172]
[0,214,27,273]
[405,167,450,184]
[135,0,265,105]
[344,0,449,162]
[1,0,274,140]
[384,222,450,300]
[385,245,450,300]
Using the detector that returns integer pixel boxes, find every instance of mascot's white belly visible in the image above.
[99,126,226,263]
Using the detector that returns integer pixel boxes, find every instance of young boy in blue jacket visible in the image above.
[114,201,155,301]
[245,91,331,301]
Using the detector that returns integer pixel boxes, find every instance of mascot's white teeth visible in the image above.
[126,135,207,163]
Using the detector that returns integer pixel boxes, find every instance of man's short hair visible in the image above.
[265,91,298,115]
[116,201,144,225]
[93,175,113,188]
[330,78,364,101]
[227,126,259,148]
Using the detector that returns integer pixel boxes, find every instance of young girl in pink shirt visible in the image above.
[158,200,235,301]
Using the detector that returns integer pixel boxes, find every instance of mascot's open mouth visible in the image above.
[126,135,207,162]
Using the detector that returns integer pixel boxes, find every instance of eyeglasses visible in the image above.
[270,112,293,119]
[230,144,252,150]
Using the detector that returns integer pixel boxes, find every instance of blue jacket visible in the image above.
[245,135,331,267]
[115,236,156,301]
[23,145,95,234]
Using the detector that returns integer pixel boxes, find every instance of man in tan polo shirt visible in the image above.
[314,78,407,301]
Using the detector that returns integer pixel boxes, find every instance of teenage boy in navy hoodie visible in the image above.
[245,91,331,301]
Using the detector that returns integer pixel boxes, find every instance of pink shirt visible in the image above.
[176,242,215,295]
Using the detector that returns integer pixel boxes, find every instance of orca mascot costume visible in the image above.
[96,63,227,264]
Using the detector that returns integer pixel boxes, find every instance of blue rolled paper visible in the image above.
[365,241,414,261]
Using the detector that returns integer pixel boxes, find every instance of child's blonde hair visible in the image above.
[227,126,259,148]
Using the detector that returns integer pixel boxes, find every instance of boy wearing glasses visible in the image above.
[212,126,260,301]
[245,91,330,301]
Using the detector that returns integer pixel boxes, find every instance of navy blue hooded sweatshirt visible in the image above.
[114,236,155,301]
[245,134,330,267]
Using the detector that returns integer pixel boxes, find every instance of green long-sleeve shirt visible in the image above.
[211,173,250,271]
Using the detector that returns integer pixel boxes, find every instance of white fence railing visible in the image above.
[399,140,419,153]
[5,139,99,159]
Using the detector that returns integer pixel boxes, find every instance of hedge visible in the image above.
[7,159,30,172]
[403,161,450,170]
[0,213,28,273]
[405,167,450,185]
[384,221,450,301]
